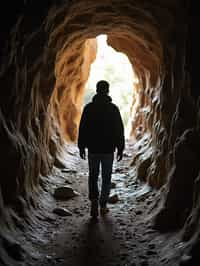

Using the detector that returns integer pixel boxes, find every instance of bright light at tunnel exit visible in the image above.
[84,34,138,137]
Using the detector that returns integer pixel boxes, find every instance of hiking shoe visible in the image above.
[100,206,109,216]
[90,200,99,218]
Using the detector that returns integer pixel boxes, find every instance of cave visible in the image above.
[0,1,200,265]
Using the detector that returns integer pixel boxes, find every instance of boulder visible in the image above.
[53,186,79,200]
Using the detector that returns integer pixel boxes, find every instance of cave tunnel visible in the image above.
[0,1,200,266]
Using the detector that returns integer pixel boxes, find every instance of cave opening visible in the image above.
[50,24,162,153]
[84,34,139,138]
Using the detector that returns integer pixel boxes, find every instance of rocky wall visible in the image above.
[0,0,200,264]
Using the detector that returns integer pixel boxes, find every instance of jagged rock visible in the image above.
[53,207,72,216]
[53,186,79,200]
[108,194,119,204]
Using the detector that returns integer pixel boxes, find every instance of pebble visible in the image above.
[111,182,116,188]
[146,250,157,255]
[108,194,119,204]
[148,243,155,249]
[135,210,143,215]
[179,254,193,265]
[61,169,77,174]
[53,186,79,200]
[73,208,81,214]
[53,207,72,216]
[115,167,124,173]
[65,179,72,184]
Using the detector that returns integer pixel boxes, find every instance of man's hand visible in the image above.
[117,151,123,161]
[79,149,86,160]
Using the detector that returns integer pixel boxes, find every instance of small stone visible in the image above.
[146,200,152,205]
[148,243,155,249]
[53,207,72,216]
[55,257,64,262]
[108,194,119,204]
[115,167,123,173]
[139,254,147,259]
[111,182,116,189]
[73,208,81,214]
[53,186,79,200]
[139,239,147,243]
[46,255,53,260]
[135,210,143,215]
[179,254,193,265]
[44,216,55,222]
[65,179,72,184]
[62,169,77,174]
[146,250,157,255]
[124,152,132,157]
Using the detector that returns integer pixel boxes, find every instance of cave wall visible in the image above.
[0,0,200,264]
[50,38,97,142]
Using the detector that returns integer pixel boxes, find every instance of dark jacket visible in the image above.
[78,94,125,154]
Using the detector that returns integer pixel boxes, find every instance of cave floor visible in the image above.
[27,141,184,266]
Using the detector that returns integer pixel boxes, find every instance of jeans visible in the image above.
[88,152,114,207]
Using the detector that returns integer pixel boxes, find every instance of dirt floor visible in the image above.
[26,141,185,266]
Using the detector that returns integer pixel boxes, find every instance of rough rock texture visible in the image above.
[53,186,79,200]
[50,38,97,142]
[0,0,200,265]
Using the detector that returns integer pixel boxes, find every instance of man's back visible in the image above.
[78,93,124,154]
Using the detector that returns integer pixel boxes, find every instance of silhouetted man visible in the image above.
[78,80,125,218]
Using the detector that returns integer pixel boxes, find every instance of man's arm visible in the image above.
[78,107,88,159]
[115,107,125,161]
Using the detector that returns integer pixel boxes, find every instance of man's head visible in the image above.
[96,80,109,95]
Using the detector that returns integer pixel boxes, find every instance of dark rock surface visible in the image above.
[53,186,79,200]
[0,1,200,265]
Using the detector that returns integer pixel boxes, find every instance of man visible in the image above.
[78,80,125,218]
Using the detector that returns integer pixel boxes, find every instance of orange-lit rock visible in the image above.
[50,38,97,142]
